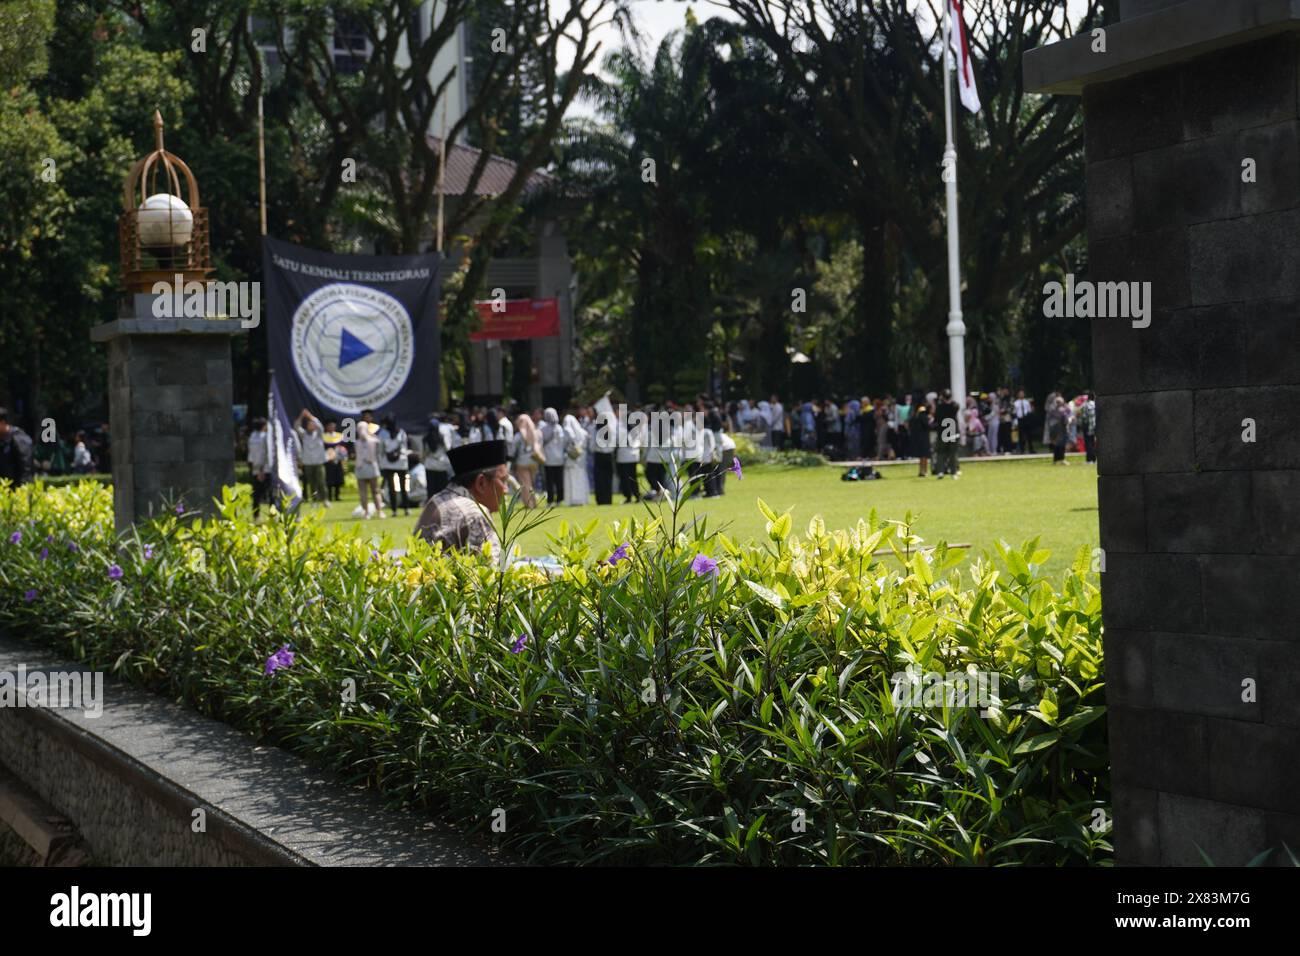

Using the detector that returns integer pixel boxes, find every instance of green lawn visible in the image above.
[310,454,1099,582]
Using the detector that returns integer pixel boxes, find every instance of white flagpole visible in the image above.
[942,2,968,425]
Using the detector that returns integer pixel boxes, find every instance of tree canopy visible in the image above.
[0,0,1110,428]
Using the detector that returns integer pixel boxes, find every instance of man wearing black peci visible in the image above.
[412,439,508,554]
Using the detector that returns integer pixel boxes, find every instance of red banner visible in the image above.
[469,297,560,340]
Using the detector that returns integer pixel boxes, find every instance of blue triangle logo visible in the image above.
[338,327,374,369]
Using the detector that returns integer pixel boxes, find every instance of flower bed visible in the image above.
[0,480,1109,865]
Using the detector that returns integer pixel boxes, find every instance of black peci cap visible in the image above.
[449,439,508,476]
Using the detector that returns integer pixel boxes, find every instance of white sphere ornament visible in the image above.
[136,193,194,248]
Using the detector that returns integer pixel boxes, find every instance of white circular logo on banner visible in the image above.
[290,283,414,413]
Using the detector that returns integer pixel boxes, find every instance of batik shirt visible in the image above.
[412,483,499,555]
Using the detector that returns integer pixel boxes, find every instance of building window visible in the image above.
[333,11,370,75]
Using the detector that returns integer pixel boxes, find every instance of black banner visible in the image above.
[262,237,440,434]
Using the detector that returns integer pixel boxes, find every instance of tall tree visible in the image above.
[721,0,1108,388]
[0,0,191,429]
[555,18,726,401]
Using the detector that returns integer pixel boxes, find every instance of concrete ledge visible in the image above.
[0,632,504,866]
[1024,0,1300,94]
[91,317,248,342]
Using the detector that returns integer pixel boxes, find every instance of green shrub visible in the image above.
[30,473,112,488]
[732,434,823,468]
[730,433,764,459]
[0,477,1109,865]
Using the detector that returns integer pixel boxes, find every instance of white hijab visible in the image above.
[562,413,584,444]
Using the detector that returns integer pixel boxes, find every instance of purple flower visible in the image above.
[9,531,20,545]
[68,541,79,553]
[607,543,630,566]
[264,644,295,675]
[731,457,743,480]
[23,589,37,603]
[143,545,154,560]
[39,548,48,561]
[175,502,185,515]
[107,563,123,581]
[509,633,529,655]
[45,534,53,544]
[691,553,719,577]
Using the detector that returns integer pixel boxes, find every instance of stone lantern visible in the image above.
[119,110,212,294]
[91,111,245,532]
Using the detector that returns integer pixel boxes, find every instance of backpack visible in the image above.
[384,430,406,463]
[564,428,585,461]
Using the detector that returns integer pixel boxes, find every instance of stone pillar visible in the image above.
[91,297,245,533]
[1026,0,1300,864]
[536,222,574,402]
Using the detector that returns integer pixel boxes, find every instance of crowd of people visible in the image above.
[421,401,741,513]
[245,408,408,519]
[0,409,109,486]
[241,386,1096,519]
[725,388,1095,466]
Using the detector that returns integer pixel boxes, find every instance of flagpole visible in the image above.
[258,94,268,237]
[436,107,447,253]
[942,2,968,424]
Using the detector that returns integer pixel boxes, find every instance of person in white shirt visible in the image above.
[1014,390,1034,454]
[495,407,514,445]
[716,426,737,495]
[72,432,94,473]
[379,415,413,517]
[353,411,385,519]
[294,409,327,504]
[424,415,453,496]
[769,396,786,450]
[247,417,270,518]
[642,404,672,501]
[615,415,642,503]
[699,411,720,497]
[441,417,460,452]
[540,407,567,504]
[591,404,618,505]
[467,410,489,444]
[561,412,589,506]
[674,410,703,498]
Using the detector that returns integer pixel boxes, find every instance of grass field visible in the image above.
[311,454,1099,582]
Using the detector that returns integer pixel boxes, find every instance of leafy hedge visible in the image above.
[0,479,1109,865]
[30,473,112,488]
[731,433,824,468]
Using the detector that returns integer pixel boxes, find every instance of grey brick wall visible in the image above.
[105,331,236,532]
[1086,32,1300,864]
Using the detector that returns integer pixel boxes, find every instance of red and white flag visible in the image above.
[948,0,980,114]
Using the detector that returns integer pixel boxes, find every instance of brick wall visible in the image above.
[1086,33,1300,864]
